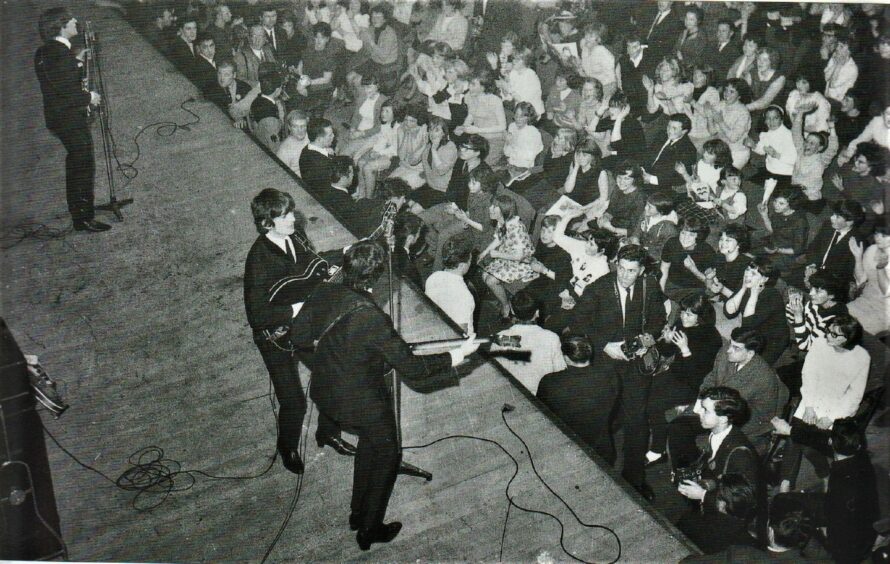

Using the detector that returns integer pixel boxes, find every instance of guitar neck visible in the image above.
[409,337,493,353]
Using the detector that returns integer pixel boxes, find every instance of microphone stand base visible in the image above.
[96,197,133,222]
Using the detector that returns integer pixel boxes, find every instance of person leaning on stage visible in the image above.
[205,59,257,129]
[244,188,356,476]
[565,244,666,502]
[299,117,336,194]
[34,8,109,233]
[289,240,478,551]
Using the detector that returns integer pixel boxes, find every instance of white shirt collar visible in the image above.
[308,143,331,156]
[54,36,72,49]
[251,47,264,58]
[709,425,732,459]
[200,54,215,65]
[330,184,350,195]
[261,94,278,103]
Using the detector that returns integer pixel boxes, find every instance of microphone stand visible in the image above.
[386,230,432,482]
[84,21,133,221]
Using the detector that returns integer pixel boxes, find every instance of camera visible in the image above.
[621,336,643,357]
[671,463,703,486]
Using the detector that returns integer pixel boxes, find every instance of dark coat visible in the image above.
[192,55,218,95]
[34,40,91,132]
[168,36,197,75]
[709,38,742,82]
[647,134,699,190]
[638,5,684,64]
[299,147,333,193]
[206,78,253,112]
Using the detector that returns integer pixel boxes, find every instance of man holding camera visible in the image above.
[567,244,666,501]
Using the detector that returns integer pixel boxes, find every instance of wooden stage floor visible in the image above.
[1,2,696,561]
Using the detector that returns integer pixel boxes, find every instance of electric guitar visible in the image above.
[409,334,530,361]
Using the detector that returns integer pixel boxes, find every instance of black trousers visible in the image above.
[667,413,706,470]
[254,336,339,453]
[613,360,652,487]
[647,380,697,455]
[349,405,401,531]
[50,121,95,223]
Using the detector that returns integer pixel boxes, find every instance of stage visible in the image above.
[0,2,697,560]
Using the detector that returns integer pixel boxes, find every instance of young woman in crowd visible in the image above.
[748,105,798,188]
[457,69,507,167]
[848,223,890,335]
[504,47,544,118]
[643,58,694,123]
[542,71,581,135]
[353,99,400,198]
[551,206,612,297]
[790,109,838,194]
[756,184,809,273]
[577,22,616,99]
[414,116,458,208]
[595,160,645,238]
[659,216,719,304]
[714,166,748,223]
[785,72,832,133]
[574,78,607,137]
[745,47,786,134]
[724,257,790,365]
[630,192,678,263]
[706,78,753,169]
[675,138,733,196]
[480,194,539,319]
[706,224,752,301]
[685,64,721,148]
[502,101,544,172]
[389,104,429,189]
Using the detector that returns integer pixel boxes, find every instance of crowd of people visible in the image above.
[132,0,889,559]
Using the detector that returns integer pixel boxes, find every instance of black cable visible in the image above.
[0,221,72,250]
[403,410,622,564]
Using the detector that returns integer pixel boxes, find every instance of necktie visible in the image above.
[648,11,665,40]
[821,231,840,267]
[270,30,276,50]
[652,139,673,166]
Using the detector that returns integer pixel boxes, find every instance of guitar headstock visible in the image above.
[491,334,521,348]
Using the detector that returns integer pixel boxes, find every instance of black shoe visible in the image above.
[349,511,362,531]
[634,482,656,502]
[73,219,111,232]
[356,522,402,551]
[316,434,357,456]
[279,448,304,475]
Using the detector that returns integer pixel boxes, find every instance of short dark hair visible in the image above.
[329,155,354,184]
[312,22,332,38]
[514,101,539,123]
[724,78,753,104]
[369,3,390,19]
[360,73,380,87]
[679,291,716,327]
[770,495,814,549]
[442,236,474,269]
[541,215,561,230]
[258,62,281,95]
[427,116,452,144]
[729,327,765,354]
[378,177,411,200]
[746,255,778,285]
[830,417,865,456]
[616,244,648,269]
[855,142,888,177]
[469,167,501,195]
[460,134,490,162]
[667,113,692,133]
[195,31,214,46]
[575,137,602,162]
[608,90,629,109]
[685,5,704,23]
[702,138,732,169]
[829,313,862,350]
[613,159,642,186]
[39,7,74,42]
[470,69,497,94]
[307,117,333,142]
[720,223,750,253]
[831,199,866,226]
[646,192,675,216]
[679,215,709,239]
[715,474,755,520]
[251,188,295,234]
[343,240,386,290]
[807,271,848,304]
[772,184,803,211]
[510,291,539,322]
[699,386,750,426]
[561,334,593,364]
[393,212,423,249]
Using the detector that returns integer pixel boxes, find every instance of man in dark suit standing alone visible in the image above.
[290,241,478,550]
[34,8,109,232]
[567,245,666,501]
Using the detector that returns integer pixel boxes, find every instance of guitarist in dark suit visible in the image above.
[34,8,109,232]
[244,189,356,476]
[290,240,478,550]
[566,244,666,501]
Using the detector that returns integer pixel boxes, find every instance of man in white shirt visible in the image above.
[492,291,566,395]
[426,0,469,52]
[235,25,276,88]
[277,110,309,177]
[261,9,280,54]
[425,237,475,334]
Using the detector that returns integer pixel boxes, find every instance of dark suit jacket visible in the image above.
[206,78,253,112]
[250,95,280,123]
[568,272,667,357]
[698,426,759,511]
[617,52,653,118]
[647,135,698,189]
[168,36,197,75]
[803,224,857,285]
[192,55,218,94]
[709,38,741,82]
[537,364,618,446]
[299,147,333,193]
[446,161,492,212]
[263,25,287,56]
[34,40,91,132]
[243,229,327,334]
[638,5,684,64]
[291,283,457,426]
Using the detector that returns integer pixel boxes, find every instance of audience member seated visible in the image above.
[678,473,757,555]
[551,208,612,298]
[537,333,618,464]
[785,72,831,134]
[659,216,719,304]
[641,113,698,191]
[643,58,694,125]
[630,191,678,263]
[638,0,684,67]
[754,184,809,274]
[388,104,429,190]
[457,69,507,168]
[790,199,865,290]
[668,327,787,467]
[770,417,879,564]
[838,104,890,163]
[192,32,218,95]
[746,106,798,188]
[169,15,199,76]
[503,101,544,175]
[445,134,491,212]
[353,100,399,198]
[391,211,425,287]
[564,245,666,501]
[848,222,890,335]
[705,78,753,169]
[713,166,747,224]
[707,19,741,83]
[577,22,617,98]
[831,141,887,208]
[291,22,342,116]
[206,59,258,129]
[524,215,575,324]
[338,74,389,158]
[250,63,286,149]
[480,194,539,319]
[492,290,566,394]
[674,6,709,71]
[725,33,759,83]
[143,5,176,53]
[615,34,653,118]
[424,0,468,53]
[541,70,581,136]
[207,4,238,63]
[502,47,545,118]
[234,24,276,89]
[573,78,607,139]
[597,91,647,169]
[276,109,309,178]
[724,258,790,365]
[823,30,858,103]
[646,292,723,467]
[777,314,869,496]
[595,161,646,238]
[681,488,815,561]
[784,271,849,357]
[412,117,458,208]
[425,236,475,333]
[744,47,786,134]
[358,5,400,92]
[299,117,336,193]
[686,64,721,147]
[790,110,838,194]
[706,224,751,301]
